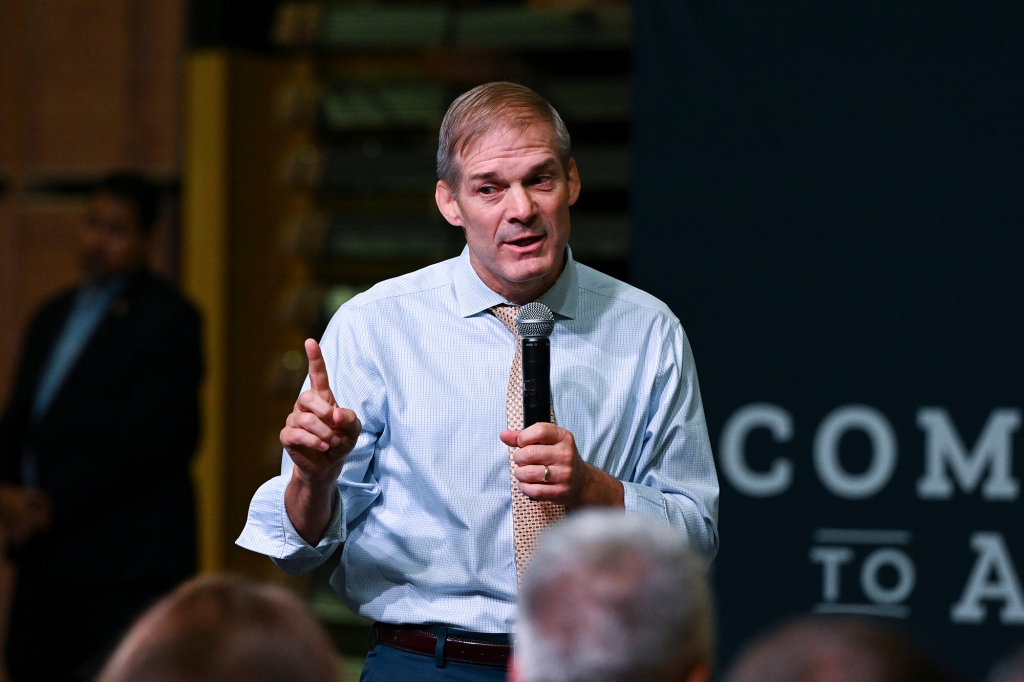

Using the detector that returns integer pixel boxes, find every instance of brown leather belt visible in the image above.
[369,622,511,669]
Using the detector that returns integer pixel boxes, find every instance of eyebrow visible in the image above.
[467,158,560,182]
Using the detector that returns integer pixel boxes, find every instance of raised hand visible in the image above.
[281,339,361,544]
[281,340,362,478]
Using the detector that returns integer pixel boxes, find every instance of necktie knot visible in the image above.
[491,304,521,338]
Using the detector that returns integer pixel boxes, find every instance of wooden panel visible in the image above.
[137,1,185,174]
[12,202,86,318]
[0,1,25,177]
[24,0,135,173]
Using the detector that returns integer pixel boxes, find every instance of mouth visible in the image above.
[504,234,545,252]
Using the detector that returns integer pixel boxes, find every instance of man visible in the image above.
[238,82,719,680]
[722,617,955,682]
[0,174,202,682]
[512,510,713,682]
[96,574,339,682]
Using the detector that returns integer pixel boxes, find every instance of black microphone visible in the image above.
[515,302,555,428]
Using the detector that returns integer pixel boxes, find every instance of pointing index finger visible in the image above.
[304,339,335,404]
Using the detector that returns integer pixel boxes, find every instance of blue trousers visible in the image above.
[358,644,509,682]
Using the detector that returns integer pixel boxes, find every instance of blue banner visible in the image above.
[632,2,1024,678]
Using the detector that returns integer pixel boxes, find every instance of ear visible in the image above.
[566,158,581,207]
[435,180,464,227]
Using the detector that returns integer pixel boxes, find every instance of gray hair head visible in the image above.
[436,81,571,197]
[515,510,714,682]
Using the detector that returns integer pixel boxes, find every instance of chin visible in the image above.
[504,256,559,283]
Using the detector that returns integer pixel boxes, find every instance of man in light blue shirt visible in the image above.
[238,82,718,681]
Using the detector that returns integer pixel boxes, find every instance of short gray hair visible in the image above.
[515,511,714,682]
[436,81,571,194]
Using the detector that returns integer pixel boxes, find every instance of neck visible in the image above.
[83,268,137,286]
[471,250,567,305]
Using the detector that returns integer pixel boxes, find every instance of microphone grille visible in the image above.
[516,302,555,338]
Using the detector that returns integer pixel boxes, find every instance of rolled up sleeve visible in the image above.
[235,473,347,575]
[625,322,720,560]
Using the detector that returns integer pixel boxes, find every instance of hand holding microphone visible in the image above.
[499,302,626,509]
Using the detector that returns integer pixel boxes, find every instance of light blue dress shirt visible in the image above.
[237,247,719,633]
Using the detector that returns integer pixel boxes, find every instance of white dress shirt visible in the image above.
[237,246,719,633]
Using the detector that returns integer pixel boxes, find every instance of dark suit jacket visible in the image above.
[0,269,202,583]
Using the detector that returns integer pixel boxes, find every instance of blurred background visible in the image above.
[0,0,1020,680]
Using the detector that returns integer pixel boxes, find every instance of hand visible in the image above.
[281,339,362,484]
[500,423,624,509]
[0,484,51,545]
[281,339,361,545]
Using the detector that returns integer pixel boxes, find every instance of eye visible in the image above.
[478,185,498,195]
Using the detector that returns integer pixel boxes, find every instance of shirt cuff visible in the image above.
[622,481,670,523]
[235,475,346,575]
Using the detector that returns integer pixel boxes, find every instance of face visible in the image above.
[435,121,580,304]
[80,192,149,277]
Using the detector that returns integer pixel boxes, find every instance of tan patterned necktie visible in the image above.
[492,304,567,583]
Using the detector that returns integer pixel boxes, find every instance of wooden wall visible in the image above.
[0,0,312,582]
[0,0,185,404]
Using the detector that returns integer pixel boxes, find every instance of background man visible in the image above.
[0,174,202,682]
[512,510,714,682]
[238,82,719,681]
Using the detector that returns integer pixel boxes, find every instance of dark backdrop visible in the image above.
[631,2,1024,679]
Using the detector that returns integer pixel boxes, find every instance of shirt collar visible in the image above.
[77,272,130,305]
[453,245,578,320]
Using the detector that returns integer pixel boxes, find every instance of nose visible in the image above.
[506,183,536,225]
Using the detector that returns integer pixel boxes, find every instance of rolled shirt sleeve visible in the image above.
[621,322,720,560]
[235,469,346,575]
[236,302,388,575]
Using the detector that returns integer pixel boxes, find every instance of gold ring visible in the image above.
[543,465,550,483]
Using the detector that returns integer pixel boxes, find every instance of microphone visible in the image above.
[516,302,555,428]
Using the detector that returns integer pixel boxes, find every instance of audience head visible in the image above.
[723,617,955,682]
[988,646,1024,682]
[513,510,713,682]
[96,574,339,682]
[82,173,159,277]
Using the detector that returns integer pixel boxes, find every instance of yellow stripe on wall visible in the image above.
[181,51,228,574]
